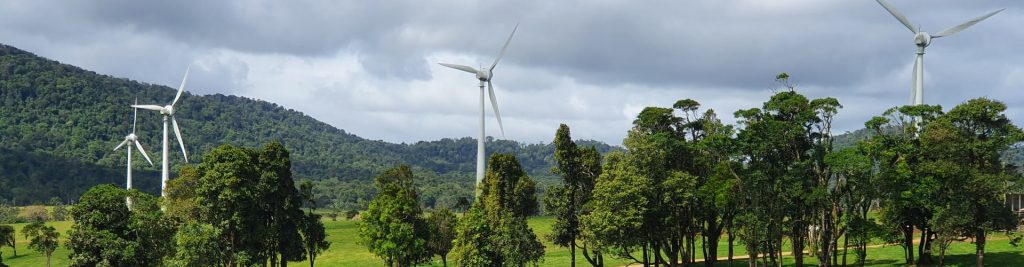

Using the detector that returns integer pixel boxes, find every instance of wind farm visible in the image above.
[1,1,1023,267]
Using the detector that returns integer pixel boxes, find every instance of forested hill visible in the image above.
[0,43,618,204]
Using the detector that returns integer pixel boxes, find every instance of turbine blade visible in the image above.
[933,9,1004,38]
[490,24,519,71]
[132,98,138,133]
[876,0,917,34]
[134,141,154,166]
[487,81,505,138]
[439,63,478,74]
[171,65,190,106]
[113,139,129,151]
[132,104,165,111]
[171,116,188,162]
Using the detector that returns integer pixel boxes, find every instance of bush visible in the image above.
[345,209,359,220]
[18,205,49,223]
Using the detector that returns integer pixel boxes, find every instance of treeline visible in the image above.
[359,74,1024,267]
[0,43,618,205]
[550,75,1022,267]
[5,141,331,266]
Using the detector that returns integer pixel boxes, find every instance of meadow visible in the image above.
[3,216,1022,266]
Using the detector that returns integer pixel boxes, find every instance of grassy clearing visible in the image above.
[2,216,1022,266]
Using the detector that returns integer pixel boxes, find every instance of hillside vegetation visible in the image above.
[0,43,618,206]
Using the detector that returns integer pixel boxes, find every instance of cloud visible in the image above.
[1,0,1021,145]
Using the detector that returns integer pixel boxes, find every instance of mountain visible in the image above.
[0,43,619,207]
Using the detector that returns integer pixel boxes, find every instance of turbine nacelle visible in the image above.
[477,69,492,81]
[914,32,932,47]
[126,133,138,141]
[161,105,174,116]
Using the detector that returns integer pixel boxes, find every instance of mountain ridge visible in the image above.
[0,43,619,205]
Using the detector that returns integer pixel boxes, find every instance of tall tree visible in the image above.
[863,105,944,265]
[918,98,1023,267]
[258,141,307,266]
[359,165,430,266]
[545,124,602,267]
[300,213,330,267]
[581,151,650,266]
[452,154,545,266]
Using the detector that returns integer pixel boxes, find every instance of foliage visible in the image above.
[426,208,457,266]
[0,225,13,257]
[301,213,330,267]
[358,165,431,266]
[0,202,17,224]
[452,154,545,266]
[168,222,222,267]
[543,124,603,266]
[66,184,175,267]
[18,205,49,223]
[168,142,311,266]
[21,222,59,267]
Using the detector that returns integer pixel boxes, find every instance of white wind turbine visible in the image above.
[113,98,154,206]
[132,66,190,197]
[438,24,517,195]
[875,0,1003,105]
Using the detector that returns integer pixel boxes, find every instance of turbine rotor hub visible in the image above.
[914,32,931,47]
[162,105,174,115]
[477,69,491,81]
[127,133,137,141]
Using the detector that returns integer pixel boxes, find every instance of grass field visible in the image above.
[2,217,1023,266]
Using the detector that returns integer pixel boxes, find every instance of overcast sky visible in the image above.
[2,0,1022,145]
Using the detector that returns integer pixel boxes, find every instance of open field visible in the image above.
[3,217,1022,266]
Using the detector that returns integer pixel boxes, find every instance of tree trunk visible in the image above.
[748,250,758,267]
[643,242,650,267]
[442,254,448,267]
[904,226,914,265]
[842,232,849,267]
[728,232,735,267]
[917,229,933,266]
[571,239,577,267]
[975,229,986,267]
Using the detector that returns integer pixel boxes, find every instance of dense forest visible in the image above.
[0,43,619,207]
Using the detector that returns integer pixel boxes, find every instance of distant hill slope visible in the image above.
[0,43,619,204]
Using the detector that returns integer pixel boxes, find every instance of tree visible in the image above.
[0,202,16,224]
[918,98,1023,267]
[66,184,176,267]
[49,197,69,221]
[545,124,602,267]
[427,208,457,267]
[0,225,14,257]
[258,141,308,266]
[359,165,430,266]
[581,151,650,266]
[863,105,944,265]
[21,222,59,267]
[301,213,330,267]
[452,154,545,266]
[170,142,313,266]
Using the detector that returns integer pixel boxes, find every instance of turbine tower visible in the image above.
[438,24,517,196]
[113,98,154,206]
[133,66,190,197]
[875,0,1003,105]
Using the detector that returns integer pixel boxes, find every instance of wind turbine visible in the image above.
[113,98,154,206]
[438,24,517,196]
[133,66,190,197]
[875,0,1003,105]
